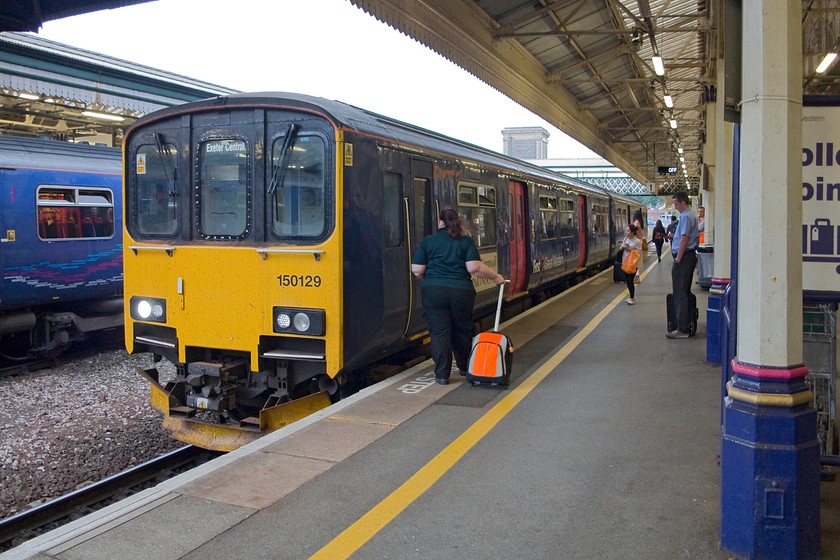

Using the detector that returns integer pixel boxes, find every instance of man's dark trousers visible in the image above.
[671,251,697,333]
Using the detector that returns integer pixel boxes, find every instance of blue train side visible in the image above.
[0,136,123,360]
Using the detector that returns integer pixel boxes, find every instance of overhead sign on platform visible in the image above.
[802,101,840,299]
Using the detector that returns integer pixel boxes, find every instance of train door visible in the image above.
[577,194,587,269]
[508,181,526,295]
[406,158,434,335]
[380,150,433,340]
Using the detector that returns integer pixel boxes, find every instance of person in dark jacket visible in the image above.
[651,219,667,262]
[411,208,505,385]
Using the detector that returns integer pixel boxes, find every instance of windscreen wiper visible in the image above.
[268,123,300,194]
[154,132,177,194]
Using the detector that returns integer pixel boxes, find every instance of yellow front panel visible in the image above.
[124,235,343,376]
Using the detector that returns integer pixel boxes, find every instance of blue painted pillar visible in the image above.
[721,361,821,559]
[706,277,729,364]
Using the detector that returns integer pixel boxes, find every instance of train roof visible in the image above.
[128,92,641,204]
[0,135,120,172]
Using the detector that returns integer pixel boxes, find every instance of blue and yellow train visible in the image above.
[124,92,644,450]
[0,136,123,360]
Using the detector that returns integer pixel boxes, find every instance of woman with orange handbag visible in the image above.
[620,224,642,305]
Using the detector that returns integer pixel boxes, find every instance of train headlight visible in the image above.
[273,307,324,336]
[130,296,167,323]
[276,313,291,329]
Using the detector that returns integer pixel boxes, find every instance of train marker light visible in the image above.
[130,296,167,323]
[293,313,311,332]
[273,307,325,336]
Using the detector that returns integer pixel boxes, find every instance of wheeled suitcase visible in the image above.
[467,281,514,387]
[666,292,698,336]
[613,248,626,283]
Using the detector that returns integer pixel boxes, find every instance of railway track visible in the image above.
[0,445,222,552]
[0,329,124,378]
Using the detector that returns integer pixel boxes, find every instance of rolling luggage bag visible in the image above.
[467,281,514,387]
[613,248,626,283]
[666,292,698,336]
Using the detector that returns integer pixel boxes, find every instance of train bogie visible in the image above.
[124,92,645,450]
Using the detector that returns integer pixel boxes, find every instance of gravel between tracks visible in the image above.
[0,350,182,520]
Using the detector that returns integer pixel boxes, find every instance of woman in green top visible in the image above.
[411,208,505,384]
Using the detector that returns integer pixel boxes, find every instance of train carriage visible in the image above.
[0,136,123,359]
[124,92,643,451]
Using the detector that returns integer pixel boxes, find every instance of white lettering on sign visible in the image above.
[802,105,840,295]
[206,140,246,153]
[397,374,437,394]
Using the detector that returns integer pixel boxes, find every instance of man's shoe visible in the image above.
[626,298,635,305]
[435,377,449,385]
[666,330,690,339]
[458,370,468,376]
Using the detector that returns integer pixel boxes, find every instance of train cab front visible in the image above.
[122,100,342,451]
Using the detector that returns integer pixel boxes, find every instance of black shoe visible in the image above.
[435,377,449,385]
[458,370,468,376]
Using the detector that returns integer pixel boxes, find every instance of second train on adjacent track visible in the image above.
[123,92,645,451]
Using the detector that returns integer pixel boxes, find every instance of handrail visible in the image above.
[256,248,324,261]
[129,245,174,256]
[403,196,413,338]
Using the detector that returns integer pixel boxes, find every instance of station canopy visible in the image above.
[0,1,838,189]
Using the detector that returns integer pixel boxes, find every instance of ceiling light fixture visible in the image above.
[669,119,677,129]
[17,92,39,100]
[817,52,838,74]
[652,55,665,76]
[678,147,683,154]
[82,110,124,121]
[663,94,673,108]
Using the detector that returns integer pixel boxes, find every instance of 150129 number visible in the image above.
[277,274,322,287]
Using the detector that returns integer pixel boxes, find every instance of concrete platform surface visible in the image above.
[4,253,837,560]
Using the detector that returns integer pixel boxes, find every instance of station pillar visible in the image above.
[720,2,821,559]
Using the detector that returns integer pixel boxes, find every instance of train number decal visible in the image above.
[277,274,322,287]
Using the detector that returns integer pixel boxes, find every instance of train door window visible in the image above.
[559,199,575,237]
[591,203,608,234]
[413,178,430,239]
[539,195,558,239]
[37,186,114,240]
[198,138,250,239]
[383,172,402,247]
[133,138,179,236]
[270,133,327,239]
[457,183,497,248]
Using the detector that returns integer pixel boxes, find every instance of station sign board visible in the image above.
[802,99,840,299]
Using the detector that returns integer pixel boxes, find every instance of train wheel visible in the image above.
[30,315,70,360]
[0,332,32,361]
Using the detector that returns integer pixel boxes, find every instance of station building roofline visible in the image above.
[0,31,240,111]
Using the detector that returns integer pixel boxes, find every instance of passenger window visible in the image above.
[539,195,558,239]
[134,139,178,236]
[383,172,402,247]
[457,183,497,248]
[37,186,114,240]
[270,134,327,238]
[199,138,250,238]
[559,199,575,237]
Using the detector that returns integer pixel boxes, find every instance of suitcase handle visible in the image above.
[493,280,509,331]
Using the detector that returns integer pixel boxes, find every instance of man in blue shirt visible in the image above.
[667,192,700,339]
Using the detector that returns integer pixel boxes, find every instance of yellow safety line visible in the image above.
[309,260,656,560]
